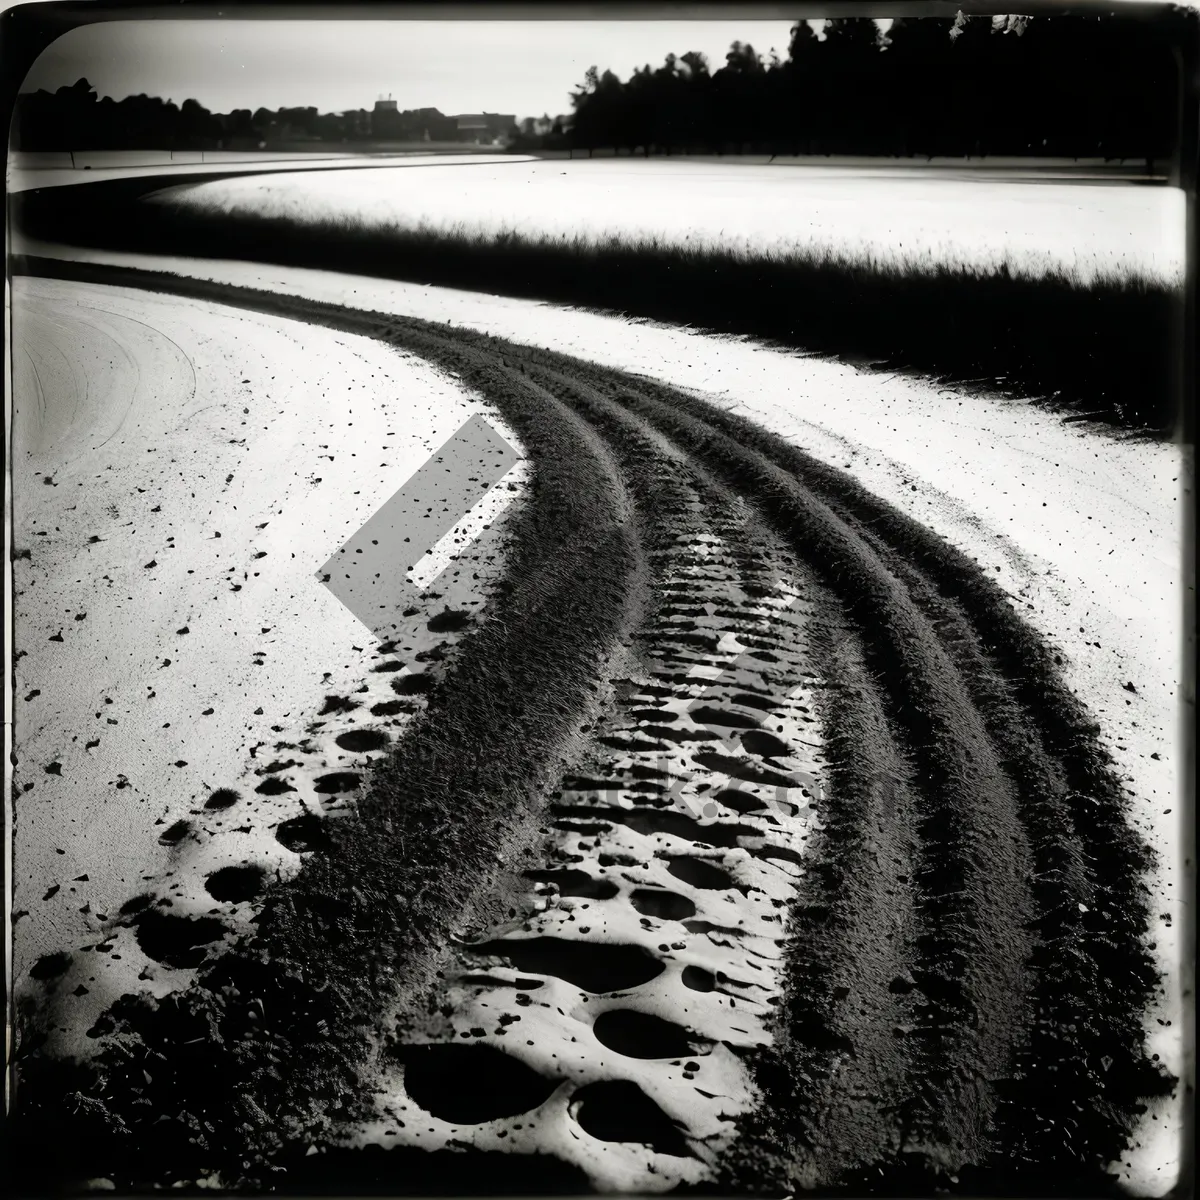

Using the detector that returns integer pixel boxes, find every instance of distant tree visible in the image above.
[818,18,882,154]
[711,41,765,153]
[179,98,220,147]
[649,53,689,154]
[787,19,818,60]
[569,65,602,154]
[782,20,820,155]
[14,76,98,148]
[251,107,275,138]
[276,106,318,138]
[822,16,881,50]
[885,17,956,156]
[677,52,713,152]
[944,12,997,156]
[570,65,626,155]
[226,108,256,139]
[622,64,655,155]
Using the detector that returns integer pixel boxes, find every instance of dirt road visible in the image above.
[11,262,1174,1195]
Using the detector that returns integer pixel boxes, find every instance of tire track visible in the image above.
[11,257,1170,1195]
[534,361,1038,1178]
[324,362,837,1191]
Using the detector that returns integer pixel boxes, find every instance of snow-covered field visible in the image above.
[5,151,531,194]
[8,241,1188,1192]
[8,276,525,983]
[153,157,1188,284]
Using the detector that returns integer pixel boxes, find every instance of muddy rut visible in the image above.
[12,258,1170,1196]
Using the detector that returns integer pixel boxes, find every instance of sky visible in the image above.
[20,19,803,119]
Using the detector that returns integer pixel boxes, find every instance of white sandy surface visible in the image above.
[7,275,521,981]
[9,246,1188,1192]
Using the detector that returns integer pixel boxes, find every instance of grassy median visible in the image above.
[13,173,1186,436]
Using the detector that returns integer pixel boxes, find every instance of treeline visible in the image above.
[10,80,452,150]
[11,78,332,150]
[568,12,1191,161]
[13,12,1192,159]
[13,78,226,150]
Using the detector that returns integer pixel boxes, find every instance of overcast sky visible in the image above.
[21,20,803,119]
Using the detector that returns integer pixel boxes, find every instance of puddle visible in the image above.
[570,1080,695,1158]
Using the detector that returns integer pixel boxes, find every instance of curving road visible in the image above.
[10,264,1174,1195]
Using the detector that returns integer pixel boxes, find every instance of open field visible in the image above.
[8,245,1186,1194]
[153,158,1185,284]
[12,158,1186,434]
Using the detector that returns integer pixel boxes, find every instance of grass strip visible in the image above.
[12,176,1186,435]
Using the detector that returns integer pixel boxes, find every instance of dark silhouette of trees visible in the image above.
[179,98,222,146]
[12,10,1191,166]
[648,55,686,154]
[14,77,97,148]
[817,18,881,154]
[13,78,224,150]
[570,65,626,156]
[712,42,769,154]
[564,11,1191,164]
[223,108,257,142]
[11,84,442,151]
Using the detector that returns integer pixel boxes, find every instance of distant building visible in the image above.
[372,96,402,139]
[406,107,458,141]
[368,98,457,141]
[451,112,517,145]
[342,108,371,138]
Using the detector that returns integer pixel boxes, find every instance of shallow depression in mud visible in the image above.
[275,813,333,853]
[205,864,267,903]
[132,910,228,969]
[465,938,666,994]
[569,1080,695,1159]
[591,1008,709,1060]
[399,1043,560,1124]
